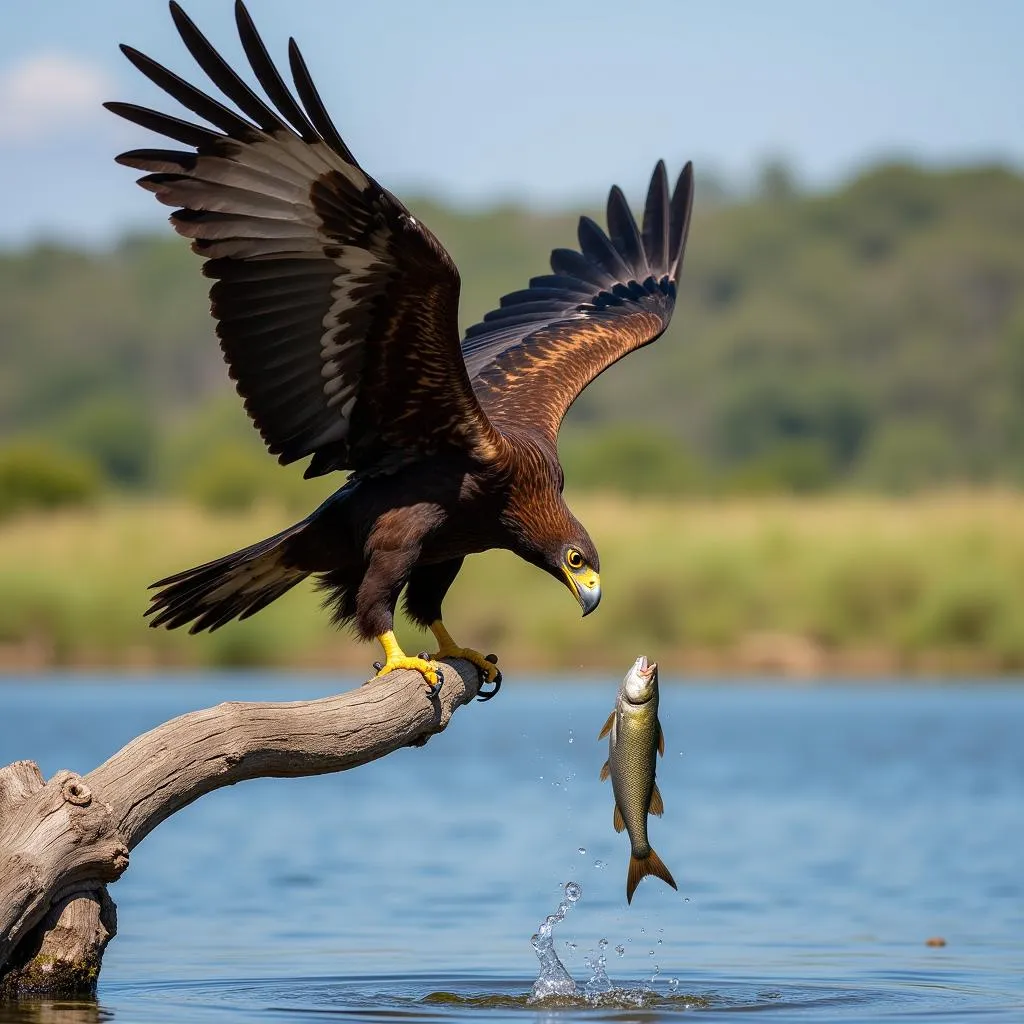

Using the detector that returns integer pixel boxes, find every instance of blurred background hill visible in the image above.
[3,161,1024,505]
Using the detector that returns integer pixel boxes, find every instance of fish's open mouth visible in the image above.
[635,655,656,679]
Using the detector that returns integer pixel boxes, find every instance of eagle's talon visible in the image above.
[427,669,444,698]
[372,661,383,672]
[434,645,500,684]
[477,669,502,702]
[373,633,443,693]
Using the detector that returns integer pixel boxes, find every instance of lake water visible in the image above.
[0,676,1022,1022]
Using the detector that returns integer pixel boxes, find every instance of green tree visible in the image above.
[53,397,158,487]
[560,426,704,495]
[0,441,101,519]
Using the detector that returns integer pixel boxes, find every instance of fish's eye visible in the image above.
[566,548,584,570]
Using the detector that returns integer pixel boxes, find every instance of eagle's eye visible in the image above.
[565,548,585,570]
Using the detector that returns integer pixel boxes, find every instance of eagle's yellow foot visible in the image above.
[430,620,502,701]
[373,630,443,697]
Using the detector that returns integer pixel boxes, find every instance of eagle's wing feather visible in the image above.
[463,161,693,446]
[108,0,500,478]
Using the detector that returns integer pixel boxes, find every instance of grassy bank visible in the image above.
[2,493,1024,676]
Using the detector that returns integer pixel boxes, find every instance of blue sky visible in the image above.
[0,0,1021,244]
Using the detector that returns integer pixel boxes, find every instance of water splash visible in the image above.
[584,938,613,996]
[528,882,580,1001]
[528,884,685,1008]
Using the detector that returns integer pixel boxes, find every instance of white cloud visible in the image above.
[0,53,112,144]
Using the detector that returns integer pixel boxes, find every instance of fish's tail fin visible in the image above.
[626,847,678,904]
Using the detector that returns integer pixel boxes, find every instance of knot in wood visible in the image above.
[61,776,92,807]
[111,844,130,876]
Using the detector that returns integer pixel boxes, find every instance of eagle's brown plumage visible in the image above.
[111,1,693,690]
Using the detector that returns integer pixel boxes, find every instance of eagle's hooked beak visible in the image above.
[562,565,602,617]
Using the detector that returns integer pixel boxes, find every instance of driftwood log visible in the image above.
[0,659,487,997]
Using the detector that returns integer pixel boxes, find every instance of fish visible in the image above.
[599,655,678,904]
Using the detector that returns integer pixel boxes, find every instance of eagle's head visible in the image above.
[507,497,601,617]
[499,436,602,615]
[554,533,602,617]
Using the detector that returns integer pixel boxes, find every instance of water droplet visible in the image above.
[684,897,690,903]
[593,859,605,869]
[577,846,586,855]
[598,938,608,949]
[668,977,680,991]
[657,937,663,945]
[568,730,574,744]
[615,945,625,957]
[564,881,582,902]
[649,949,656,957]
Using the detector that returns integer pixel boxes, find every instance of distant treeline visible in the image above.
[2,160,1024,516]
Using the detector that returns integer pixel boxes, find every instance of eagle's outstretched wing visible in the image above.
[107,1,501,478]
[463,162,693,448]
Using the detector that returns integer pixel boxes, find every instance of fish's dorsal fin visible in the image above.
[613,804,626,833]
[598,711,614,740]
[599,759,610,782]
[649,783,664,816]
[657,721,665,757]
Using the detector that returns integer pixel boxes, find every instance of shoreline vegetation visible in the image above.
[2,493,1024,678]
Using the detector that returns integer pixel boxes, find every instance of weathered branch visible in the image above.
[0,659,486,996]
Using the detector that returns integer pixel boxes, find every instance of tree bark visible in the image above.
[0,659,487,997]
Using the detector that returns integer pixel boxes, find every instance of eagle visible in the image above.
[109,1,693,697]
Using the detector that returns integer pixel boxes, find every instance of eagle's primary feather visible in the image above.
[111,1,694,688]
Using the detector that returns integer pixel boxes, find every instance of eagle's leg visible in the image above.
[357,546,443,696]
[373,630,444,697]
[403,558,501,700]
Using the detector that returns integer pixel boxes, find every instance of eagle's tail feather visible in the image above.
[147,522,310,633]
